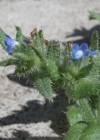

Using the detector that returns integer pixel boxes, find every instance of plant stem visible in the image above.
[29,44,45,61]
[97,96,100,123]
[79,98,96,123]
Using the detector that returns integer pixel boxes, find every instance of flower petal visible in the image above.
[72,52,77,59]
[6,46,14,53]
[90,50,99,56]
[72,44,79,51]
[83,50,90,57]
[5,34,19,53]
[5,35,14,46]
[80,43,88,51]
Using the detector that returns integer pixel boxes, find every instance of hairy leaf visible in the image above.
[91,31,99,50]
[36,77,53,101]
[47,60,59,80]
[64,123,87,140]
[0,58,17,66]
[67,105,85,126]
[47,41,54,60]
[66,76,100,99]
[31,29,45,53]
[15,26,26,42]
[80,123,100,140]
[75,63,93,80]
[46,40,61,63]
[0,28,6,49]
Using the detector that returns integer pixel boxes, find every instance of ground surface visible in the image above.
[0,0,100,140]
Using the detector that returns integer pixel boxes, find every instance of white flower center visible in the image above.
[14,41,20,46]
[76,50,83,58]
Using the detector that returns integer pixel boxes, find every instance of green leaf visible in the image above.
[67,105,85,126]
[63,122,87,140]
[45,59,60,80]
[91,31,99,50]
[0,58,16,66]
[47,41,54,60]
[0,28,6,49]
[54,41,61,62]
[75,63,93,80]
[66,78,100,99]
[15,26,26,42]
[97,97,100,123]
[79,99,96,123]
[36,77,53,101]
[89,11,100,22]
[31,29,45,52]
[13,59,39,77]
[29,44,45,61]
[80,123,100,140]
[47,40,61,63]
[38,30,45,50]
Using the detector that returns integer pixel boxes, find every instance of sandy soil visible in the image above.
[0,0,100,139]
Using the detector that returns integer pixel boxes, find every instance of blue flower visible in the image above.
[5,35,19,53]
[72,43,90,59]
[90,50,99,57]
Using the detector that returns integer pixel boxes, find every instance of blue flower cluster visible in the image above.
[72,43,99,59]
[5,35,32,53]
[5,35,99,59]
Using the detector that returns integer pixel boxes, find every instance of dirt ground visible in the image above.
[0,0,100,140]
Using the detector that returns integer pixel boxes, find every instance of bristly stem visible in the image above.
[97,96,100,123]
[29,44,44,61]
[79,98,96,123]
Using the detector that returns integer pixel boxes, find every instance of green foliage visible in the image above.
[66,105,85,126]
[31,29,46,53]
[15,26,26,42]
[66,77,100,99]
[0,58,17,66]
[64,123,100,140]
[0,28,6,49]
[0,27,61,101]
[36,77,53,101]
[89,11,100,22]
[74,63,93,80]
[64,123,87,140]
[80,123,100,140]
[0,25,100,140]
[63,57,100,99]
[79,99,95,123]
[97,96,100,123]
[90,31,99,50]
[46,40,61,63]
[44,59,60,80]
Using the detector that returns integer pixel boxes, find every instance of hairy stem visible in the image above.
[79,98,96,123]
[29,44,45,61]
[97,96,100,123]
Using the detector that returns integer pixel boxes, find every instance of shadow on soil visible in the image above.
[0,87,69,136]
[63,24,100,45]
[7,74,34,88]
